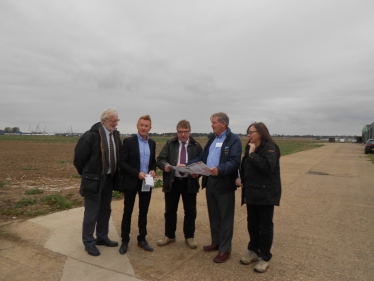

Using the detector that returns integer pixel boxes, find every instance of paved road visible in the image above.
[1,143,373,280]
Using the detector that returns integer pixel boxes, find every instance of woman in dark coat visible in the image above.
[237,122,281,273]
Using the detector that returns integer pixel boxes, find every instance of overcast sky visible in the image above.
[1,0,373,136]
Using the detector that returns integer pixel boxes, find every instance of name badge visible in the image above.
[216,143,222,148]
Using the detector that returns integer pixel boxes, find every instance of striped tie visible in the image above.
[109,133,115,175]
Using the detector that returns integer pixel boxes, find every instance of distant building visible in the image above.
[362,122,374,143]
[0,130,4,135]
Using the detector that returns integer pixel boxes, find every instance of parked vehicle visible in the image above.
[339,139,345,143]
[364,139,374,154]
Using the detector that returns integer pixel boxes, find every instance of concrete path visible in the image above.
[1,142,373,280]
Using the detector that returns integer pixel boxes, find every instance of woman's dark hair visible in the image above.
[247,122,281,158]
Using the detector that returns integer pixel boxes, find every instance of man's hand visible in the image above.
[210,167,219,176]
[191,173,199,178]
[164,165,172,172]
[138,172,146,180]
[149,170,155,177]
[235,178,242,187]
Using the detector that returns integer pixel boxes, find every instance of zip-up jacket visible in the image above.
[187,127,242,194]
[241,140,281,206]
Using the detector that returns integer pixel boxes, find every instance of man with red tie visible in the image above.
[156,120,203,249]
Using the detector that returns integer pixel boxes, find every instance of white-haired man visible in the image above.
[74,108,122,256]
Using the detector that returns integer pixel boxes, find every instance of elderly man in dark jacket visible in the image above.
[74,108,121,256]
[156,120,203,249]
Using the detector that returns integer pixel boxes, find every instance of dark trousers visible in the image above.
[121,181,152,243]
[247,204,274,261]
[164,178,197,239]
[82,176,113,246]
[206,177,235,253]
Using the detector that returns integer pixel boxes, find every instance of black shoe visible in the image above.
[96,238,118,247]
[119,242,128,255]
[85,245,100,256]
[138,240,153,252]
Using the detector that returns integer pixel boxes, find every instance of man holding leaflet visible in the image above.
[119,115,156,254]
[186,112,242,263]
[156,120,202,249]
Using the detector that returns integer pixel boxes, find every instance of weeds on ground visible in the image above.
[154,179,163,188]
[112,190,123,199]
[0,227,21,241]
[15,198,37,207]
[0,209,21,216]
[70,173,81,178]
[24,188,44,195]
[0,180,10,189]
[22,166,38,170]
[40,194,73,209]
[59,159,71,164]
[156,168,163,176]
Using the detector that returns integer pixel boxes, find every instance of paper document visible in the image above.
[171,162,212,176]
[141,174,154,192]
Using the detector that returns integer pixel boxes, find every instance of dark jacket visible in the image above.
[241,140,281,206]
[73,122,121,198]
[157,136,203,193]
[119,135,156,191]
[187,127,242,194]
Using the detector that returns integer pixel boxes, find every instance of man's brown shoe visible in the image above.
[214,252,231,263]
[203,244,219,251]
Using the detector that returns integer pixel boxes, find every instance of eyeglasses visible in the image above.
[177,130,190,135]
[107,118,120,123]
[247,131,257,135]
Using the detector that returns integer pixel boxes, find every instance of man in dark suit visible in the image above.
[74,108,121,256]
[119,115,156,254]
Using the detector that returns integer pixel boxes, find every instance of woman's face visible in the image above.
[248,125,261,144]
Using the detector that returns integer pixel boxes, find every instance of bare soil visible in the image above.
[0,141,83,222]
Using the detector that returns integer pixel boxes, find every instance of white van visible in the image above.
[339,139,345,143]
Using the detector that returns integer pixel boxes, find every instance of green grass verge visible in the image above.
[367,154,374,164]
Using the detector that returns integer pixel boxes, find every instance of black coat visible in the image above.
[241,140,281,206]
[73,122,121,198]
[119,135,156,191]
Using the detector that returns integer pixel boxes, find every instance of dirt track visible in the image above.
[1,142,374,280]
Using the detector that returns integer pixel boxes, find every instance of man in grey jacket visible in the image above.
[74,108,121,256]
[156,120,202,249]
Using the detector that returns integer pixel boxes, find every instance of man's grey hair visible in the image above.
[210,112,229,127]
[101,108,118,122]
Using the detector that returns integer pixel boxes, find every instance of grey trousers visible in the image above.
[206,177,235,253]
[82,176,113,246]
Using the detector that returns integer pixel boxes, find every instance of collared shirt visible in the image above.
[137,133,150,174]
[175,139,189,178]
[103,125,116,174]
[206,130,227,168]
